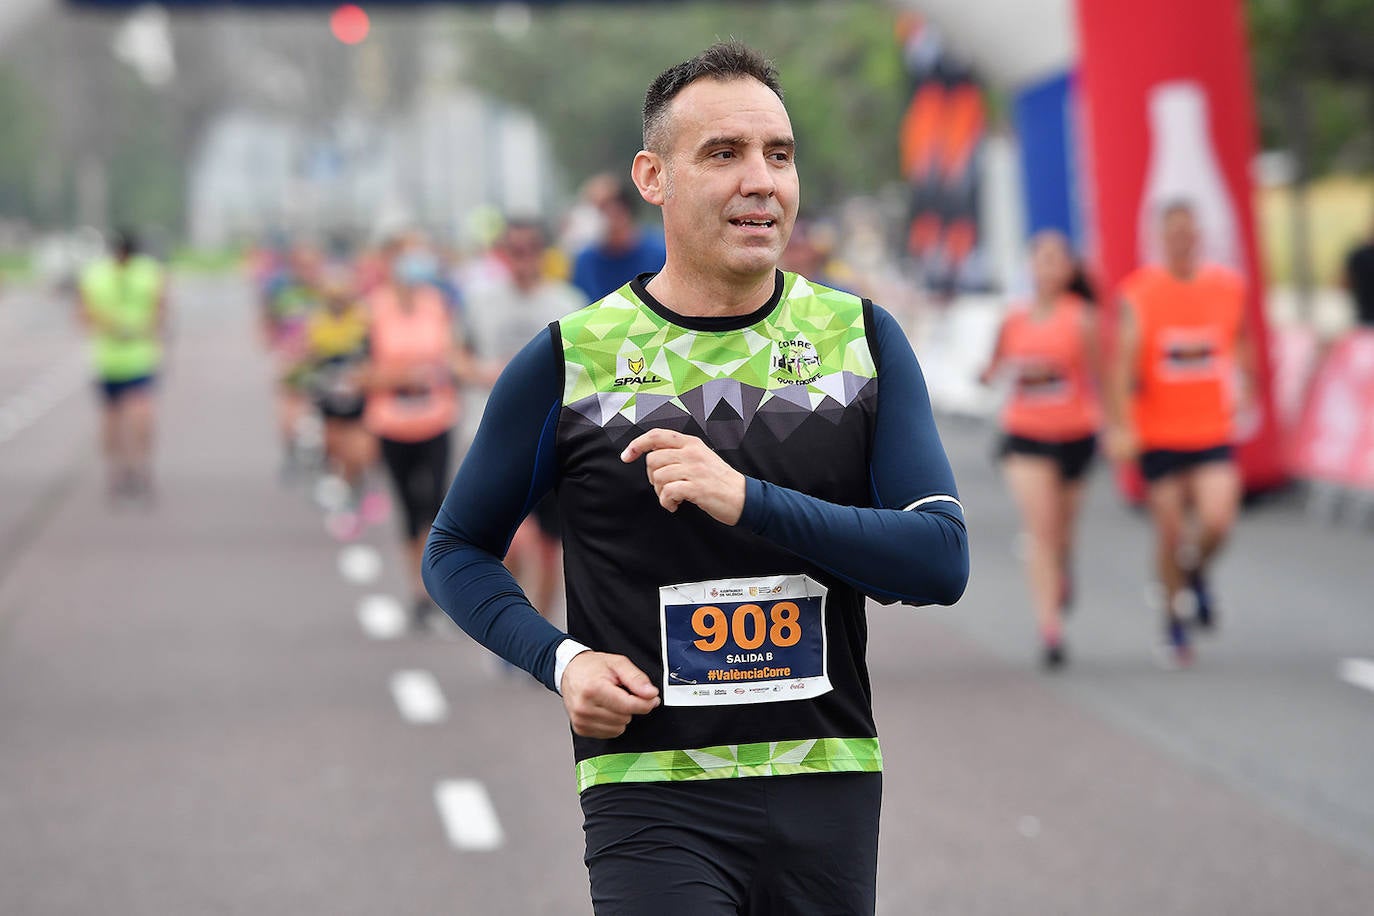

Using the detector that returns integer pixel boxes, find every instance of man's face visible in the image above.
[655,77,798,284]
[502,227,545,289]
[1162,208,1199,267]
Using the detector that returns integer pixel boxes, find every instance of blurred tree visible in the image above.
[1248,0,1374,307]
[0,65,50,224]
[1247,1,1374,173]
[455,0,906,212]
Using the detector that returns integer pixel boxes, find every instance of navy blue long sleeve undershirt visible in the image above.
[423,304,969,691]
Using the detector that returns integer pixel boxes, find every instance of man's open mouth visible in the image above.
[730,218,776,228]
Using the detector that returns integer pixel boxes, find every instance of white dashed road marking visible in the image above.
[338,545,382,584]
[391,670,448,724]
[434,780,504,851]
[357,594,405,639]
[1338,657,1374,694]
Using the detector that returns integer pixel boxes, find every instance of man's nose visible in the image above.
[738,150,776,199]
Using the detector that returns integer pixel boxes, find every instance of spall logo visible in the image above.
[616,351,662,387]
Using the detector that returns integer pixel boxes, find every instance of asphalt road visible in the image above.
[1,275,1371,915]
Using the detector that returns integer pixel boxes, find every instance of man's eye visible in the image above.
[712,150,735,160]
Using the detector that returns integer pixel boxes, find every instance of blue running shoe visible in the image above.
[1156,618,1194,669]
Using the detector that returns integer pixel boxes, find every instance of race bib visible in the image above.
[393,385,434,410]
[659,574,831,707]
[1014,359,1070,404]
[1159,327,1222,380]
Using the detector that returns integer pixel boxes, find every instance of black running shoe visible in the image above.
[1042,642,1067,671]
[1188,568,1215,631]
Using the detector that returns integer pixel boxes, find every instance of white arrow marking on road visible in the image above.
[1338,657,1374,694]
[434,780,504,851]
[357,594,405,640]
[391,670,448,724]
[338,545,382,584]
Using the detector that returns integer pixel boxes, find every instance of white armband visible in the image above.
[554,639,593,696]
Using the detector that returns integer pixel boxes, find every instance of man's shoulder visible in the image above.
[1197,264,1245,296]
[1119,264,1164,298]
[80,257,113,282]
[571,244,599,268]
[556,284,641,330]
[1349,242,1374,265]
[784,272,866,311]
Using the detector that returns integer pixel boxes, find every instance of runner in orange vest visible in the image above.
[982,231,1102,670]
[1107,202,1258,667]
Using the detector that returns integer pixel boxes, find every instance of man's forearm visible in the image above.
[738,477,968,606]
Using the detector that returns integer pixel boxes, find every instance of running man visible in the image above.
[569,174,667,303]
[77,230,167,504]
[981,231,1101,669]
[464,218,587,622]
[1108,201,1257,666]
[425,42,968,914]
[299,266,376,541]
[259,242,323,480]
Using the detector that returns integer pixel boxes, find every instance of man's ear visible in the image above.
[632,151,667,207]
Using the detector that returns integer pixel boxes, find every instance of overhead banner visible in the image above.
[1075,0,1286,492]
[1012,70,1083,248]
[898,14,988,297]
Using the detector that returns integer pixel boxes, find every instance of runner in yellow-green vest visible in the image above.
[78,230,167,504]
[424,43,969,915]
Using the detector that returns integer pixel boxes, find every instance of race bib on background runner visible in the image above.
[659,575,831,707]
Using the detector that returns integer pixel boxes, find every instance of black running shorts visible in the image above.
[997,433,1097,482]
[1139,443,1233,483]
[580,772,881,916]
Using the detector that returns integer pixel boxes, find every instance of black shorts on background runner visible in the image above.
[1139,444,1233,483]
[379,432,450,538]
[581,772,880,916]
[98,375,155,404]
[997,433,1097,482]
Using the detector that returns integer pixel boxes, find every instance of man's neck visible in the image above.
[645,264,776,319]
[1166,258,1198,281]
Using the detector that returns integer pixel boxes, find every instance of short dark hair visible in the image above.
[112,229,139,259]
[1159,198,1196,222]
[502,216,547,244]
[643,41,784,151]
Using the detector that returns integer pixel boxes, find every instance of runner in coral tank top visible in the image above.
[363,233,476,631]
[982,231,1101,670]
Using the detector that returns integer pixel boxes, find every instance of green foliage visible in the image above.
[106,71,183,233]
[1247,0,1374,173]
[168,246,243,273]
[0,65,51,222]
[456,0,906,211]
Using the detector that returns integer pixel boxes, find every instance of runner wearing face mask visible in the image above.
[362,233,477,632]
